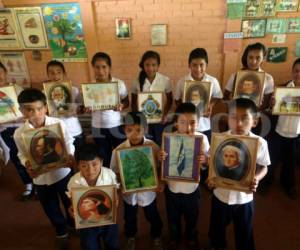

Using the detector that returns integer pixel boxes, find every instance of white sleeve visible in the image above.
[211,77,223,99]
[165,77,173,93]
[119,81,128,99]
[202,134,210,155]
[263,74,274,95]
[256,138,271,166]
[175,78,184,100]
[110,149,118,173]
[59,120,75,155]
[13,128,28,167]
[131,79,139,94]
[0,135,10,164]
[225,73,236,92]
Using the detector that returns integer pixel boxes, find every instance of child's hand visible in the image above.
[113,103,124,112]
[25,160,38,178]
[84,107,92,113]
[158,150,168,162]
[68,205,75,218]
[203,105,212,118]
[156,181,165,193]
[66,155,76,168]
[270,94,276,108]
[162,114,168,125]
[250,177,259,192]
[197,152,207,165]
[206,178,216,190]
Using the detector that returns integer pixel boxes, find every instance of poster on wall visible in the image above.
[287,18,300,33]
[0,52,31,88]
[266,47,288,63]
[259,0,277,16]
[266,19,287,34]
[0,8,22,49]
[14,7,48,49]
[242,19,266,38]
[295,40,300,57]
[115,18,131,39]
[272,34,287,43]
[42,3,87,62]
[276,0,299,12]
[227,0,246,20]
[244,0,260,18]
[151,24,167,46]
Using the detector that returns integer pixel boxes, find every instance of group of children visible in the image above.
[0,42,299,250]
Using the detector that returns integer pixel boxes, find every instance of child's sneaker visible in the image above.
[153,237,163,250]
[125,237,136,250]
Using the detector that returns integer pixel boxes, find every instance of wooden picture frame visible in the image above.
[161,133,203,183]
[233,70,265,106]
[208,133,259,193]
[21,123,68,175]
[115,18,131,39]
[137,92,164,124]
[259,0,277,17]
[272,87,300,115]
[81,82,119,111]
[71,185,117,229]
[116,145,158,193]
[183,81,212,116]
[43,81,74,117]
[0,85,23,124]
[242,19,266,38]
[151,24,167,46]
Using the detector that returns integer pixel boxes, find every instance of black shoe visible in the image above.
[56,234,68,250]
[20,189,34,201]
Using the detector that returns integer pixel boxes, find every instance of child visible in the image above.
[160,103,209,250]
[46,60,84,149]
[175,48,223,141]
[13,88,75,250]
[131,50,173,145]
[89,52,129,167]
[0,62,33,200]
[207,98,270,250]
[67,143,119,250]
[110,112,163,250]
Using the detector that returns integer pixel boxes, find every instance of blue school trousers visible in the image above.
[147,123,164,146]
[79,224,119,250]
[209,195,254,250]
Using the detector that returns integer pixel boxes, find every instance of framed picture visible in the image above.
[115,18,131,39]
[287,18,300,33]
[233,70,265,106]
[161,133,203,183]
[209,133,259,192]
[259,0,277,16]
[0,85,23,124]
[14,7,48,49]
[81,83,119,111]
[276,0,299,12]
[272,87,300,115]
[266,19,287,34]
[0,8,23,50]
[43,81,74,116]
[71,185,117,229]
[22,123,68,175]
[151,24,167,46]
[183,81,212,116]
[137,92,163,124]
[0,52,31,88]
[244,0,260,18]
[116,145,158,193]
[242,19,266,38]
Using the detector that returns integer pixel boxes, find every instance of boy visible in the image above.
[67,143,119,250]
[207,98,270,250]
[13,88,75,250]
[110,111,163,250]
[160,103,209,250]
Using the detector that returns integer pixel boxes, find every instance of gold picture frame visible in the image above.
[272,86,300,115]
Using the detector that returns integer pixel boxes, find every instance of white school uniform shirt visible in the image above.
[66,167,118,197]
[276,81,300,138]
[92,77,128,129]
[213,130,271,205]
[175,73,223,132]
[0,135,10,164]
[13,116,75,186]
[110,137,159,207]
[167,132,210,194]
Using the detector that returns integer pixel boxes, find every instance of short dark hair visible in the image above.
[188,48,208,64]
[75,143,102,163]
[173,102,198,124]
[46,60,66,74]
[123,111,147,129]
[228,98,258,117]
[0,62,7,73]
[91,52,112,67]
[18,88,47,105]
[292,58,300,69]
[241,43,267,68]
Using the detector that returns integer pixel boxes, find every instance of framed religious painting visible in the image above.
[273,87,300,115]
[21,123,68,175]
[137,92,163,124]
[0,85,23,124]
[81,82,119,111]
[71,185,117,229]
[208,133,259,193]
[233,70,265,106]
[183,81,211,116]
[242,19,266,38]
[161,133,203,183]
[116,145,158,193]
[115,18,131,39]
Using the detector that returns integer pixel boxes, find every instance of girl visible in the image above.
[131,50,173,146]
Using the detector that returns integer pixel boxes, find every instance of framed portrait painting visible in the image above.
[161,133,203,183]
[137,92,163,124]
[71,185,117,229]
[22,123,68,175]
[233,70,265,106]
[183,81,211,116]
[242,19,266,38]
[209,133,259,192]
[276,0,299,12]
[116,145,158,193]
[0,85,23,124]
[43,81,74,116]
[115,18,131,39]
[272,87,300,115]
[81,83,119,111]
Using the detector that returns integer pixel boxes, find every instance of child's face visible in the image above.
[189,58,207,81]
[47,65,65,82]
[143,58,159,80]
[223,149,239,168]
[175,113,198,134]
[124,124,145,146]
[228,107,257,135]
[292,64,300,85]
[0,68,7,86]
[246,49,264,70]
[242,80,255,94]
[79,157,102,182]
[93,59,111,82]
[20,101,47,128]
